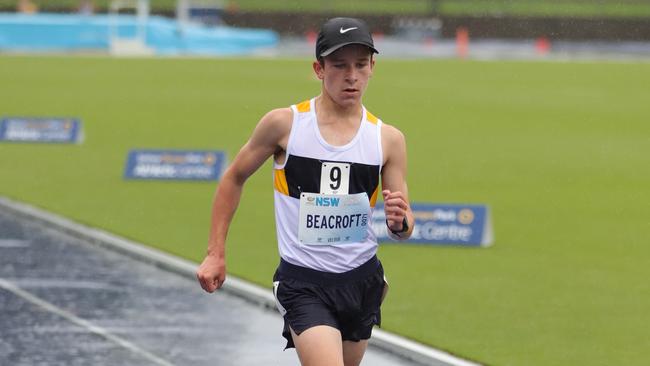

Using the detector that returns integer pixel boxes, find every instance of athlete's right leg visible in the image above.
[291,326,344,366]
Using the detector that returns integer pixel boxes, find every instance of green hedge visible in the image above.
[2,0,649,18]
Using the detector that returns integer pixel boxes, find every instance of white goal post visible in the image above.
[109,0,154,56]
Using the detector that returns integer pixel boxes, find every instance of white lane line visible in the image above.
[0,239,30,248]
[26,325,203,335]
[6,278,123,291]
[0,278,175,366]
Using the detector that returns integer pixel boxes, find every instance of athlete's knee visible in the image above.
[343,339,368,366]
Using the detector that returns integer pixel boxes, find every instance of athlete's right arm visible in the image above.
[196,108,292,293]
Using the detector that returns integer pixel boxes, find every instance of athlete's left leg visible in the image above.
[342,340,368,366]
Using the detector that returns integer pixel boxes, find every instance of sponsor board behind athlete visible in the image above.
[196,17,414,366]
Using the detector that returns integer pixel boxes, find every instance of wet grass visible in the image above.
[1,55,649,366]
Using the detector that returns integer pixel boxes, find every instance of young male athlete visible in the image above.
[196,17,414,366]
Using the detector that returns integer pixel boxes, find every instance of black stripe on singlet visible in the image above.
[283,154,379,199]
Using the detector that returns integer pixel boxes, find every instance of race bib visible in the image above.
[320,162,350,194]
[298,192,370,246]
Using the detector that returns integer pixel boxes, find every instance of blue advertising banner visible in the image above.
[124,149,226,181]
[0,117,82,143]
[371,203,493,247]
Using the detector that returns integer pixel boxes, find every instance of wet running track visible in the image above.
[0,207,419,366]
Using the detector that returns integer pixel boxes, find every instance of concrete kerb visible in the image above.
[0,196,482,366]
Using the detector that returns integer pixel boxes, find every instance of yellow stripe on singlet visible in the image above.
[296,100,311,113]
[274,169,289,195]
[366,110,378,124]
[369,186,379,207]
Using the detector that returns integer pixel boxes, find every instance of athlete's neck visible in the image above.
[314,94,363,126]
[314,94,363,147]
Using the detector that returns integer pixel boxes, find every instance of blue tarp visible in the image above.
[0,13,278,55]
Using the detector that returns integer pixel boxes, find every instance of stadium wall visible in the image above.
[221,12,650,41]
[1,6,648,40]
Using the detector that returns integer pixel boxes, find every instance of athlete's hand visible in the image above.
[382,189,408,232]
[196,255,226,293]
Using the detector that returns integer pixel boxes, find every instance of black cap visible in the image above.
[316,17,379,59]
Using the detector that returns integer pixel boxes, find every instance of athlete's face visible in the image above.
[314,45,375,107]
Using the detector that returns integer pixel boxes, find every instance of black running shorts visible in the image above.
[272,255,387,349]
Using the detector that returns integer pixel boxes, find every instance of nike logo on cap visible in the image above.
[340,27,358,34]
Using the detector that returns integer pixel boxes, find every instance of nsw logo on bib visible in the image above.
[298,192,370,245]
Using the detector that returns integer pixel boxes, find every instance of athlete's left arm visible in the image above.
[381,123,414,240]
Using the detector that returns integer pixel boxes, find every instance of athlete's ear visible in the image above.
[313,60,324,80]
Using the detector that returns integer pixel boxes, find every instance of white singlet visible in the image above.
[272,98,383,273]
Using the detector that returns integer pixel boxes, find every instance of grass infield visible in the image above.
[1,56,648,365]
